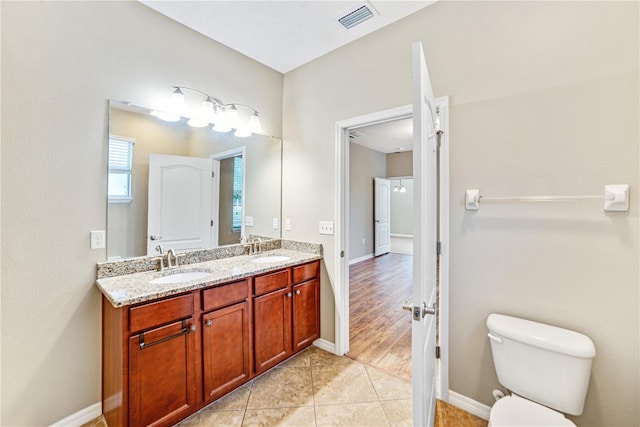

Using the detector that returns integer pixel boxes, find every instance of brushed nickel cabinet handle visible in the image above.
[205,319,213,327]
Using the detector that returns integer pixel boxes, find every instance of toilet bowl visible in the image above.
[488,395,576,427]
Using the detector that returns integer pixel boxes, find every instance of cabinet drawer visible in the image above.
[293,261,319,284]
[129,293,194,333]
[254,269,289,296]
[203,279,248,312]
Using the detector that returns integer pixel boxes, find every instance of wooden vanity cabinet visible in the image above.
[102,259,321,427]
[292,261,321,352]
[201,279,251,403]
[253,270,293,373]
[103,293,197,427]
[253,261,320,373]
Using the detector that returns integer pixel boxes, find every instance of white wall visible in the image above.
[282,2,638,426]
[390,178,413,237]
[349,143,386,261]
[1,2,282,425]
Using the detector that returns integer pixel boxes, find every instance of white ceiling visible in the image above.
[140,1,434,74]
[350,117,413,154]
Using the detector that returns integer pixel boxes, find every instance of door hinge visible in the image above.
[436,241,441,255]
[211,220,214,227]
[212,171,215,178]
[435,346,441,359]
[340,250,345,258]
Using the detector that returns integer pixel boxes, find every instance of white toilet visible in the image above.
[486,314,596,427]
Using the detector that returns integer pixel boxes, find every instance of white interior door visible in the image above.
[374,177,391,256]
[411,41,439,427]
[147,154,213,255]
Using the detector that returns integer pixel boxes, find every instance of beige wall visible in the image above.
[1,1,282,425]
[386,151,413,177]
[349,142,386,261]
[282,2,638,426]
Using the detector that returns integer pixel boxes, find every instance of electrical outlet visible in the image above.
[285,218,291,231]
[319,221,334,235]
[91,230,106,249]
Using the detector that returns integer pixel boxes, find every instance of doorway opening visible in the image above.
[334,100,449,399]
[345,116,415,382]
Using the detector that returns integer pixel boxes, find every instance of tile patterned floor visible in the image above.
[177,346,412,427]
[84,346,488,427]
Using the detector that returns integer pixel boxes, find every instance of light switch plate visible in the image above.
[91,230,106,249]
[245,216,254,226]
[273,218,279,230]
[319,221,334,235]
[285,219,291,231]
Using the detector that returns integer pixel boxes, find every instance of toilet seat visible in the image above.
[489,395,576,427]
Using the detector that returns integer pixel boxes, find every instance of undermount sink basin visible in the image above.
[250,255,291,264]
[150,271,211,285]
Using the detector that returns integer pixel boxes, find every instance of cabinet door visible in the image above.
[129,319,196,427]
[253,288,292,373]
[293,279,320,352]
[202,301,250,402]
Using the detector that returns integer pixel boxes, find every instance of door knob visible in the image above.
[149,235,163,241]
[403,301,436,321]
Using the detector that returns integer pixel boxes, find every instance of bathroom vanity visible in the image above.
[97,245,321,427]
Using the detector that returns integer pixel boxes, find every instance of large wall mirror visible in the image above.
[107,100,282,260]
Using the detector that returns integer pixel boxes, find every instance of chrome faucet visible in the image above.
[155,244,164,254]
[167,248,179,268]
[254,238,263,254]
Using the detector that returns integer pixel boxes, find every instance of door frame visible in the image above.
[334,101,450,400]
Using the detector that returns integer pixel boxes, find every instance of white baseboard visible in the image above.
[313,338,336,354]
[51,402,102,427]
[390,234,413,238]
[448,390,491,421]
[348,253,373,265]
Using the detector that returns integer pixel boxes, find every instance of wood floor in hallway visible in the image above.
[347,253,413,382]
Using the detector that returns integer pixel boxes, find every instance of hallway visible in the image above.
[347,253,412,382]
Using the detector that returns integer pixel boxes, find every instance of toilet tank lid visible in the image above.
[487,314,596,359]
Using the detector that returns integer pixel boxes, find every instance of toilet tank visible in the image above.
[487,314,596,416]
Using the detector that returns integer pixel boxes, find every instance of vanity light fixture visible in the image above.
[152,86,263,137]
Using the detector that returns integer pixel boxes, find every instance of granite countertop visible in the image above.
[96,249,322,308]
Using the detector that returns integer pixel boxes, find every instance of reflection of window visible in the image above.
[232,156,244,232]
[232,156,243,231]
[108,136,135,203]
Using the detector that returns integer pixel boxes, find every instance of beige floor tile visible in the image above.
[364,365,412,401]
[177,409,244,427]
[315,401,390,427]
[247,366,314,409]
[242,406,316,427]
[205,382,252,411]
[381,399,413,427]
[279,348,311,367]
[312,363,378,405]
[308,346,354,366]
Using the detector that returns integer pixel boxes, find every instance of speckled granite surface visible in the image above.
[96,243,322,308]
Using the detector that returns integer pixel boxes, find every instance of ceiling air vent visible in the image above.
[338,3,376,29]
